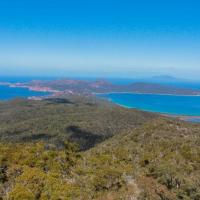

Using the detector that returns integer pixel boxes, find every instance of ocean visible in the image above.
[1,77,200,117]
[98,93,200,116]
[0,85,51,100]
[0,76,55,100]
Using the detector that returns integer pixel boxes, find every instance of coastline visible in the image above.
[2,81,200,97]
[95,91,200,97]
[96,93,200,122]
[1,82,200,122]
[0,82,79,100]
[0,82,59,100]
[0,82,60,99]
[0,82,59,93]
[162,114,200,123]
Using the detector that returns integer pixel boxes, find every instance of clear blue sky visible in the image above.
[0,0,200,79]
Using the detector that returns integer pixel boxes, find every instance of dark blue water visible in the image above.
[0,85,51,100]
[98,93,200,116]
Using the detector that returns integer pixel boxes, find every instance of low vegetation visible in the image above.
[0,96,199,199]
[0,96,155,150]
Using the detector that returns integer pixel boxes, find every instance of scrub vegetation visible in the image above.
[0,96,199,199]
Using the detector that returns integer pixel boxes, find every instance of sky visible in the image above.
[0,0,200,79]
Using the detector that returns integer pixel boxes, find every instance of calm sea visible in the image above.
[0,85,51,100]
[1,77,200,117]
[0,77,55,100]
[98,93,200,116]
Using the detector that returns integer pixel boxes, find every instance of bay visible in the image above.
[0,85,51,100]
[98,93,200,116]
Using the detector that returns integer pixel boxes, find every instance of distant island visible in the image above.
[1,79,200,99]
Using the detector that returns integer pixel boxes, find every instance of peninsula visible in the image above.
[1,79,200,98]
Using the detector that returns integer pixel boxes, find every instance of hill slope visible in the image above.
[81,118,200,199]
[0,97,199,199]
[0,96,155,150]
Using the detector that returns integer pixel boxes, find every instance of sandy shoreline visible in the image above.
[0,82,60,94]
[0,82,61,100]
[162,114,200,122]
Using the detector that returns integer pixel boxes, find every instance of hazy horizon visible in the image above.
[1,0,200,79]
[1,74,200,83]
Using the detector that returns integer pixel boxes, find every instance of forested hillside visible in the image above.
[0,96,155,150]
[0,96,199,199]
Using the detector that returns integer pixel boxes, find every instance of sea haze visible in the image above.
[98,93,200,116]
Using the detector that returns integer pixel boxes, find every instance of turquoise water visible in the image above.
[1,77,200,116]
[0,85,51,100]
[98,93,200,116]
